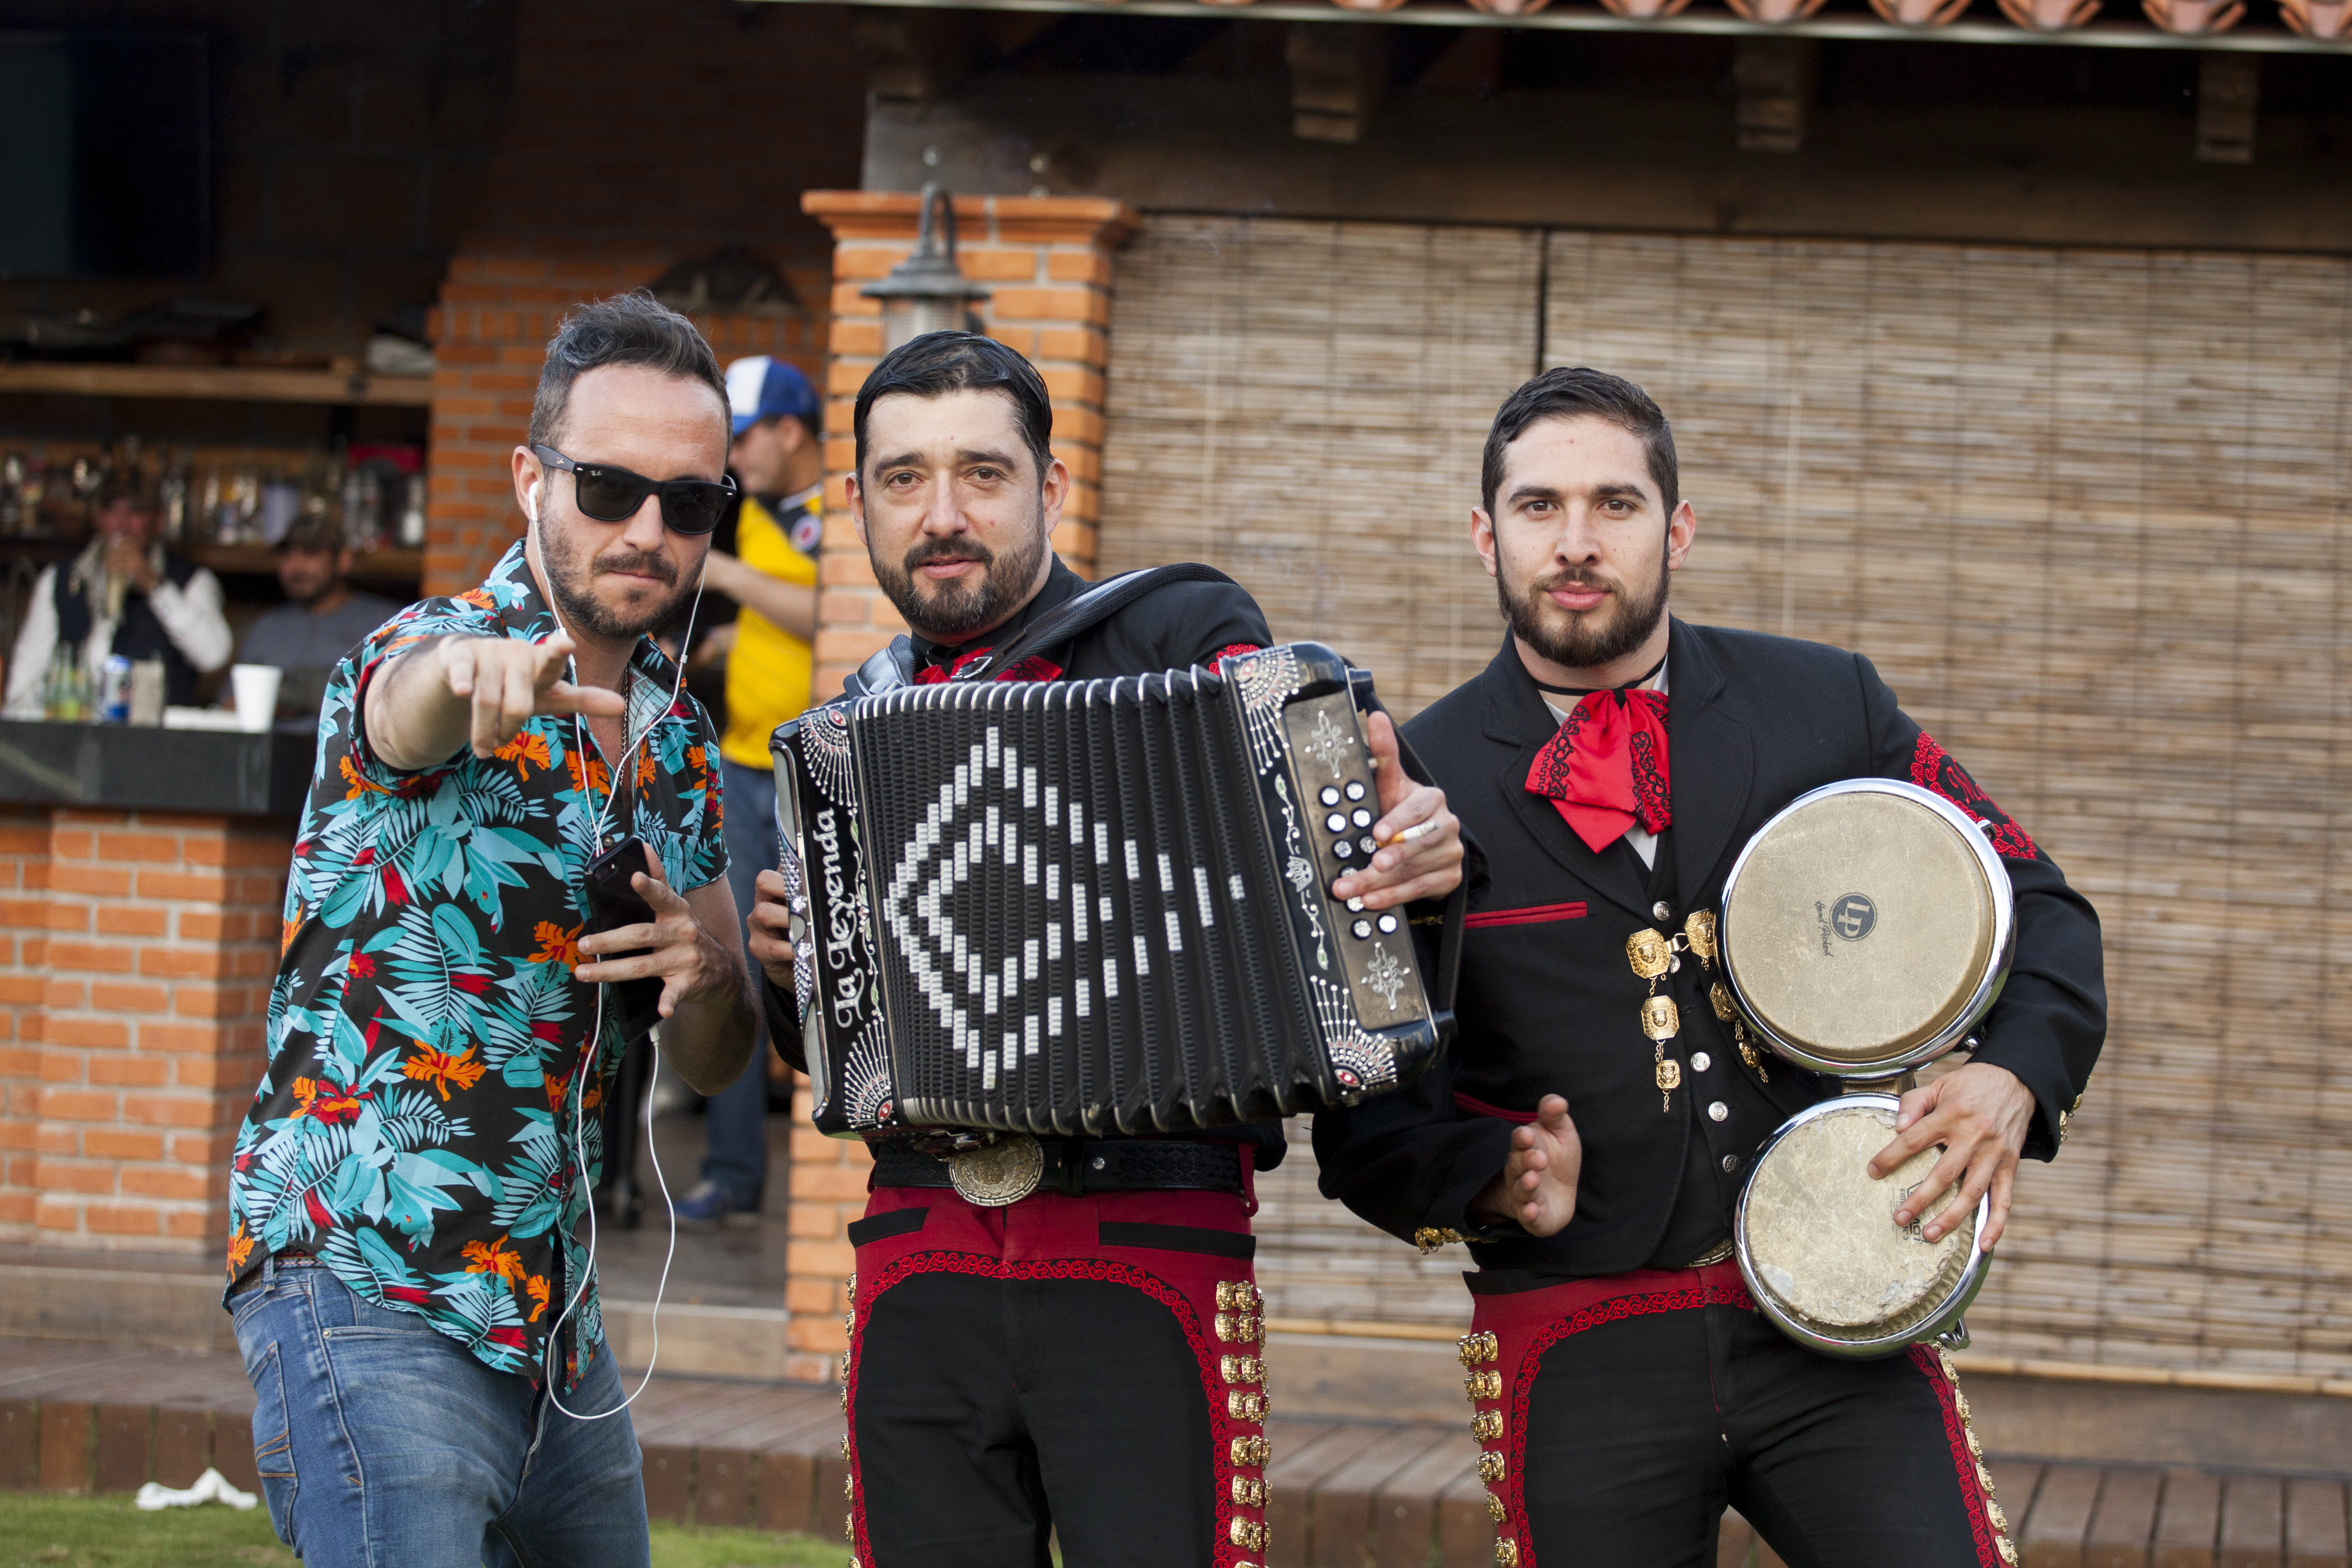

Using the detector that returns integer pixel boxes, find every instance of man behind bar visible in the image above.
[221,292,755,1568]
[1315,368,2105,1568]
[745,331,1464,1568]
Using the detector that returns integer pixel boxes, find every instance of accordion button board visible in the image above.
[771,641,1451,1140]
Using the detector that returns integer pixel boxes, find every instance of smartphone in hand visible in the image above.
[584,836,665,1042]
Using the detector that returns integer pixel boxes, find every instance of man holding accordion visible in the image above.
[747,332,1466,1568]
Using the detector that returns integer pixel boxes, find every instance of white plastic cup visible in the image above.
[230,664,282,733]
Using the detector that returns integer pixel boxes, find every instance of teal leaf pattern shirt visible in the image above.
[224,542,727,1388]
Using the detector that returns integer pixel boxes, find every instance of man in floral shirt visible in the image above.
[223,292,755,1568]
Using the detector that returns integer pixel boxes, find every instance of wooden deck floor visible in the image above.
[1,1338,2344,1567]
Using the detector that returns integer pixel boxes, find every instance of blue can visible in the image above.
[100,654,133,724]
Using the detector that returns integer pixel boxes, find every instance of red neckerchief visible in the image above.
[1526,672,1670,855]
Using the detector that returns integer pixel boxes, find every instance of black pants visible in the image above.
[1473,1265,2009,1568]
[845,1186,1265,1568]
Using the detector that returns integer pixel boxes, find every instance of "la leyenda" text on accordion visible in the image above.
[770,643,1456,1138]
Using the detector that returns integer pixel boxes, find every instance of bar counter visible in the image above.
[0,720,312,816]
[0,720,303,1260]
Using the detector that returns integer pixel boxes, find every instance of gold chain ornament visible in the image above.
[1627,929,1682,1111]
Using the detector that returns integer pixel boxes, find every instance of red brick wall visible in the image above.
[0,810,288,1253]
[778,192,1139,1380]
[0,808,45,1237]
[419,0,862,598]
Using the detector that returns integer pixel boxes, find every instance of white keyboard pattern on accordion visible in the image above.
[880,722,1248,1098]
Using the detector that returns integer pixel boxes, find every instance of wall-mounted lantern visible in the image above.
[862,183,991,353]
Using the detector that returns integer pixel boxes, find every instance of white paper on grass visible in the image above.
[134,1466,257,1511]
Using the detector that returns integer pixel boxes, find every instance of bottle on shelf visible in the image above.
[159,455,191,542]
[397,473,426,549]
[0,454,23,535]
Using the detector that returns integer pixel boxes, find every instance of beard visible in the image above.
[540,520,687,641]
[1497,549,1670,671]
[874,509,1050,643]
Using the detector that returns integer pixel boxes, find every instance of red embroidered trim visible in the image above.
[1210,643,1262,668]
[1906,1346,2007,1567]
[1500,1279,1753,1568]
[1452,1091,1538,1124]
[847,1252,1244,1567]
[1909,733,2038,861]
[1463,902,1588,929]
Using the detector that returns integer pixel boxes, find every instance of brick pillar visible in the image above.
[0,809,287,1254]
[777,192,1138,1382]
[0,808,46,1239]
[424,254,829,598]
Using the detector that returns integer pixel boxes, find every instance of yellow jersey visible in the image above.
[719,489,822,768]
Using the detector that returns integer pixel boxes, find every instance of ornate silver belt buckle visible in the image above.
[946,1133,1043,1206]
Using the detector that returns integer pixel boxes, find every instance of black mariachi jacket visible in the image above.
[1312,619,2106,1278]
[760,556,1285,1158]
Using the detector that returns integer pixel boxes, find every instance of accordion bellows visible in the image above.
[773,643,1449,1138]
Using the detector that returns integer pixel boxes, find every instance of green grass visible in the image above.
[0,1493,847,1568]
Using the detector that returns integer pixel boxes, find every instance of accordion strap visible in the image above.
[955,563,1239,683]
[839,563,1236,698]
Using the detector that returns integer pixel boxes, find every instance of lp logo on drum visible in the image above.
[1831,893,1877,942]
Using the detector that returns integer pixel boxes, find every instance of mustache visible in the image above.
[1533,568,1619,598]
[904,536,995,574]
[591,548,677,586]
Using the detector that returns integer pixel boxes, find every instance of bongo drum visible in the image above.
[1718,779,2014,1078]
[1734,1095,1988,1357]
[1720,778,2015,1357]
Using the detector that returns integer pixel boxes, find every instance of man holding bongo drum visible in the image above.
[1315,368,2105,1568]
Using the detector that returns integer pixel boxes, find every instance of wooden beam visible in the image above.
[853,8,978,107]
[1288,23,1389,145]
[2195,53,2259,163]
[1733,37,1817,153]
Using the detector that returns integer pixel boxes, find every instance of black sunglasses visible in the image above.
[531,445,738,537]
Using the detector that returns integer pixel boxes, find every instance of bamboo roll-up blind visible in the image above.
[1098,214,2352,1374]
[1098,215,1541,718]
[1544,231,2352,1378]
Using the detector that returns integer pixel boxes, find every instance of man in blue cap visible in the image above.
[675,354,825,1226]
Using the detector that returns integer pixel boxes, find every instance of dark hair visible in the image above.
[1481,367,1678,520]
[279,515,348,554]
[95,474,151,511]
[852,331,1054,483]
[529,290,729,449]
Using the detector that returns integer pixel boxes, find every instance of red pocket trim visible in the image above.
[1464,902,1588,929]
[1454,1091,1538,1124]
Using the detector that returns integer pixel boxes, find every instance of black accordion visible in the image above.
[770,643,1455,1138]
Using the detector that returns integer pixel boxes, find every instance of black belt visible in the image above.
[872,1137,1242,1196]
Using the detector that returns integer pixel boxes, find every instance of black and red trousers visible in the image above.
[1461,1262,2017,1568]
[843,1182,1273,1568]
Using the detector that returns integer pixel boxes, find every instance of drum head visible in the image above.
[1739,1100,1977,1345]
[1721,784,2000,1071]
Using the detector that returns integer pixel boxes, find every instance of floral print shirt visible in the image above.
[224,542,726,1388]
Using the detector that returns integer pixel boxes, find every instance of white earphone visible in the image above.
[525,448,716,1422]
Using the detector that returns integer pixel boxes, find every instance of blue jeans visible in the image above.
[702,757,778,1205]
[228,1257,651,1568]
